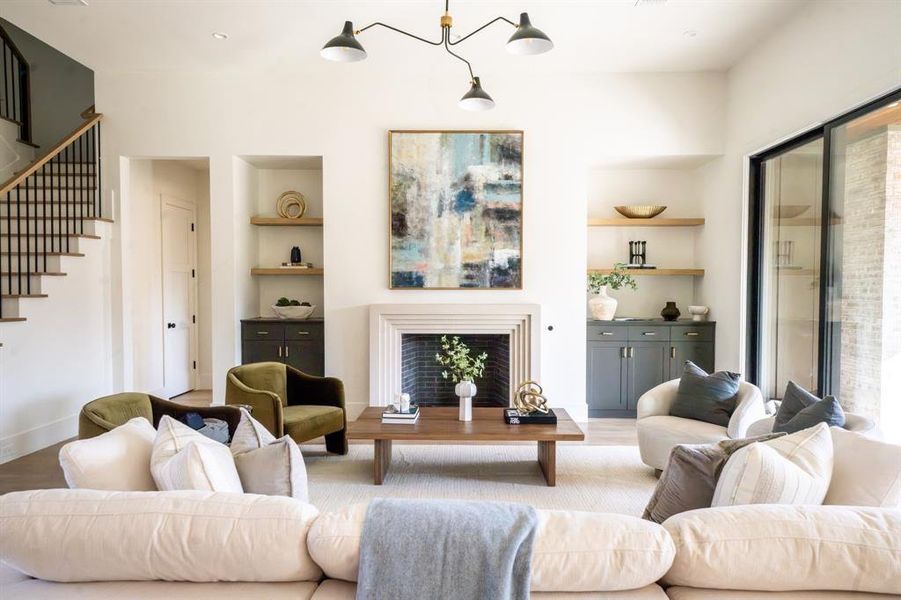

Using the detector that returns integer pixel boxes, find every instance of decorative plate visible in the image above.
[277,191,307,219]
[614,205,667,219]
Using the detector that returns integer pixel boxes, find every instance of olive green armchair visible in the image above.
[79,392,242,440]
[225,362,348,455]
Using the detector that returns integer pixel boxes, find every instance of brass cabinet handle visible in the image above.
[684,332,699,337]
[600,331,613,336]
[285,345,290,357]
[671,346,676,359]
[278,346,282,358]
[642,332,656,336]
[257,331,269,335]
[628,347,634,358]
[296,331,310,336]
[621,347,626,358]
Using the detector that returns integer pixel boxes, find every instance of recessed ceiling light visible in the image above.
[48,0,89,5]
[889,101,900,108]
[211,32,229,40]
[683,30,698,38]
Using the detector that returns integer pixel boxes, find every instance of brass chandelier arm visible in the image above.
[447,16,516,46]
[355,21,445,46]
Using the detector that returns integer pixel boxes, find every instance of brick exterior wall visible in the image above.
[400,334,510,407]
[839,126,900,423]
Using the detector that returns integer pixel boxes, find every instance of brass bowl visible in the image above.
[614,205,667,219]
[774,204,809,219]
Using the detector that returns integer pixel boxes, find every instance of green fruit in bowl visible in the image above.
[289,299,301,306]
[301,301,312,307]
[276,297,291,306]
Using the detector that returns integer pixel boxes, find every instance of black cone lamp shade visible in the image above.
[458,77,495,111]
[321,21,367,62]
[506,13,553,55]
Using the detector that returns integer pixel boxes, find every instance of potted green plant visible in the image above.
[587,263,638,320]
[435,335,487,422]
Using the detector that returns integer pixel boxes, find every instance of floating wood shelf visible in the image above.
[250,216,323,226]
[251,267,324,276]
[588,268,705,277]
[588,218,705,227]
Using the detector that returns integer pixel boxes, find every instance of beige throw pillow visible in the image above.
[230,409,308,501]
[825,426,901,507]
[712,422,833,506]
[58,417,157,491]
[150,415,243,493]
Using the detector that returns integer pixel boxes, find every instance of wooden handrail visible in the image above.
[0,112,102,196]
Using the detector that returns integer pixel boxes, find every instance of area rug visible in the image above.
[302,444,657,515]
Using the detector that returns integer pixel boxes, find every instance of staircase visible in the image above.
[0,28,104,323]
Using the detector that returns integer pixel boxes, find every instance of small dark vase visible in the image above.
[661,301,681,322]
[290,246,302,264]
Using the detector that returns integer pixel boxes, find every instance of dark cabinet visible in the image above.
[587,320,715,417]
[240,318,324,376]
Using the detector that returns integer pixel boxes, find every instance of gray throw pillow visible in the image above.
[669,361,741,427]
[642,432,786,524]
[774,381,846,434]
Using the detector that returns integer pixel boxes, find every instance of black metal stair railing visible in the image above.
[0,25,32,145]
[0,115,102,319]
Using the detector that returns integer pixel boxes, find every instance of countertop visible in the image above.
[241,317,324,323]
[587,318,715,325]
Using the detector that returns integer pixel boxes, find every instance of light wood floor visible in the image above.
[0,389,637,495]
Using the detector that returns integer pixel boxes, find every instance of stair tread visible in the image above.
[0,252,84,256]
[0,317,27,323]
[1,293,48,298]
[0,233,100,239]
[0,272,66,276]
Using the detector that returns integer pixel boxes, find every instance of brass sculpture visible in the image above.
[513,380,549,415]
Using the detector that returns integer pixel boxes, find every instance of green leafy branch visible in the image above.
[588,263,638,293]
[435,335,487,383]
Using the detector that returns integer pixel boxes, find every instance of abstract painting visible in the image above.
[389,130,523,289]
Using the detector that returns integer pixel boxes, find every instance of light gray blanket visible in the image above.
[356,498,539,600]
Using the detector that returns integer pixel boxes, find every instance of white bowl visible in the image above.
[688,305,709,321]
[271,304,316,319]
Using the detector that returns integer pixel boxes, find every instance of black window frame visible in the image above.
[746,86,901,396]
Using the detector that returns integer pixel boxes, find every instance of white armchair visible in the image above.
[636,378,767,471]
[746,411,881,439]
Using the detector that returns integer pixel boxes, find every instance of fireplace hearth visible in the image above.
[401,334,510,407]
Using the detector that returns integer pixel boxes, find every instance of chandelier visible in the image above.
[320,0,554,111]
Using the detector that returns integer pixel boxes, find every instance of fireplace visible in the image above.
[401,333,510,407]
[369,304,541,407]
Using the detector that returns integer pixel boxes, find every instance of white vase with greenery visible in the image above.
[588,263,638,321]
[435,335,487,422]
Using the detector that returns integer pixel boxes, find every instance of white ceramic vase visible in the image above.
[455,380,476,422]
[589,286,618,321]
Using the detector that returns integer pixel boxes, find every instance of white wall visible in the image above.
[98,70,724,420]
[696,0,901,373]
[123,159,212,395]
[0,232,113,462]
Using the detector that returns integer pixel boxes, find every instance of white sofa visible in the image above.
[636,379,767,471]
[746,411,881,438]
[1,489,899,599]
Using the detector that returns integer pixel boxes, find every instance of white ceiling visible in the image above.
[0,0,806,75]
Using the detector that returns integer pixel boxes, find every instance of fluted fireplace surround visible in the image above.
[369,304,541,407]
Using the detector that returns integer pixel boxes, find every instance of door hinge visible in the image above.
[191,269,195,278]
[193,360,197,370]
[190,223,195,232]
[192,314,196,324]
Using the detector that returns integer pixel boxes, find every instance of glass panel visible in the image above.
[759,138,824,402]
[827,100,901,438]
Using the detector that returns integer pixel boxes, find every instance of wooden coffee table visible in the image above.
[346,407,585,486]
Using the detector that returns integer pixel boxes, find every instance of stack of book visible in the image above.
[382,405,420,424]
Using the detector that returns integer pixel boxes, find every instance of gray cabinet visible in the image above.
[241,318,324,376]
[587,320,715,417]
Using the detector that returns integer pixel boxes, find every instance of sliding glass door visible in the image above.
[748,88,901,435]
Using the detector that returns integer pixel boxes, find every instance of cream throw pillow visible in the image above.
[58,417,157,491]
[150,415,243,493]
[231,409,308,501]
[825,426,901,507]
[712,422,833,506]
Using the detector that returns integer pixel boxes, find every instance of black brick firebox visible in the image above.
[400,333,510,407]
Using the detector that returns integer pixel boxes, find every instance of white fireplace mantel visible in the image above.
[369,304,541,407]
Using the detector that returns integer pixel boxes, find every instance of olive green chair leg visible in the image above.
[325,429,348,455]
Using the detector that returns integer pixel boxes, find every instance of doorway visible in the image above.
[161,195,198,398]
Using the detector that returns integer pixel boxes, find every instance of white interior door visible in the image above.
[161,196,197,398]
